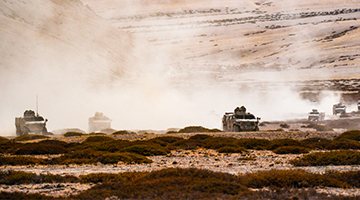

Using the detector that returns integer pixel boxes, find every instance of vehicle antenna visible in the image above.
[36,94,38,116]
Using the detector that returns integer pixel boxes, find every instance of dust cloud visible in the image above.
[0,59,342,136]
[0,0,344,136]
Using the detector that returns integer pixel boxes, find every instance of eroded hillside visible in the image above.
[81,0,360,82]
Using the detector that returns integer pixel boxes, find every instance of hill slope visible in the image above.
[81,0,360,81]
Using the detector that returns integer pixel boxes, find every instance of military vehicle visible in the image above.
[308,109,325,121]
[88,112,112,133]
[357,100,360,111]
[333,103,346,115]
[222,106,260,132]
[15,110,48,136]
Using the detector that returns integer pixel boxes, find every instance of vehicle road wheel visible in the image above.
[234,125,241,132]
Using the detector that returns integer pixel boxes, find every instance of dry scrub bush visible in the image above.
[326,139,360,150]
[83,136,115,143]
[178,126,221,133]
[0,171,79,185]
[203,137,238,149]
[267,139,305,150]
[0,136,10,144]
[0,192,52,200]
[237,138,271,150]
[273,146,310,154]
[325,171,360,188]
[301,137,332,149]
[148,136,185,147]
[12,143,68,155]
[14,134,49,141]
[290,150,360,166]
[75,168,248,199]
[112,130,136,135]
[0,156,47,166]
[54,150,151,165]
[241,169,348,189]
[120,144,169,156]
[335,130,360,141]
[64,132,85,137]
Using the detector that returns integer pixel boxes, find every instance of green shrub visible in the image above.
[273,146,310,154]
[290,150,360,166]
[267,139,304,150]
[334,130,360,141]
[301,137,332,149]
[216,146,248,154]
[0,156,47,166]
[120,144,169,156]
[178,126,221,133]
[14,134,49,141]
[64,132,85,137]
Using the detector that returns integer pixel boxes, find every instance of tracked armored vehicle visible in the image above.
[15,110,48,136]
[308,109,325,121]
[222,106,260,132]
[333,103,346,115]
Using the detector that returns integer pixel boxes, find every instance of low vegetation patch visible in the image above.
[273,146,310,154]
[12,143,68,155]
[290,150,360,166]
[0,156,47,166]
[3,169,360,199]
[64,132,85,137]
[334,130,360,141]
[0,170,79,185]
[177,126,222,133]
[301,137,332,149]
[112,130,136,135]
[120,144,169,156]
[241,169,348,189]
[53,150,151,165]
[267,139,304,150]
[14,134,49,141]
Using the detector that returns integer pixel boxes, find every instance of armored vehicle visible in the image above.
[308,109,325,121]
[222,106,260,132]
[15,110,48,136]
[88,112,112,133]
[333,103,346,115]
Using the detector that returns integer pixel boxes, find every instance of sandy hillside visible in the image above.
[81,0,360,82]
